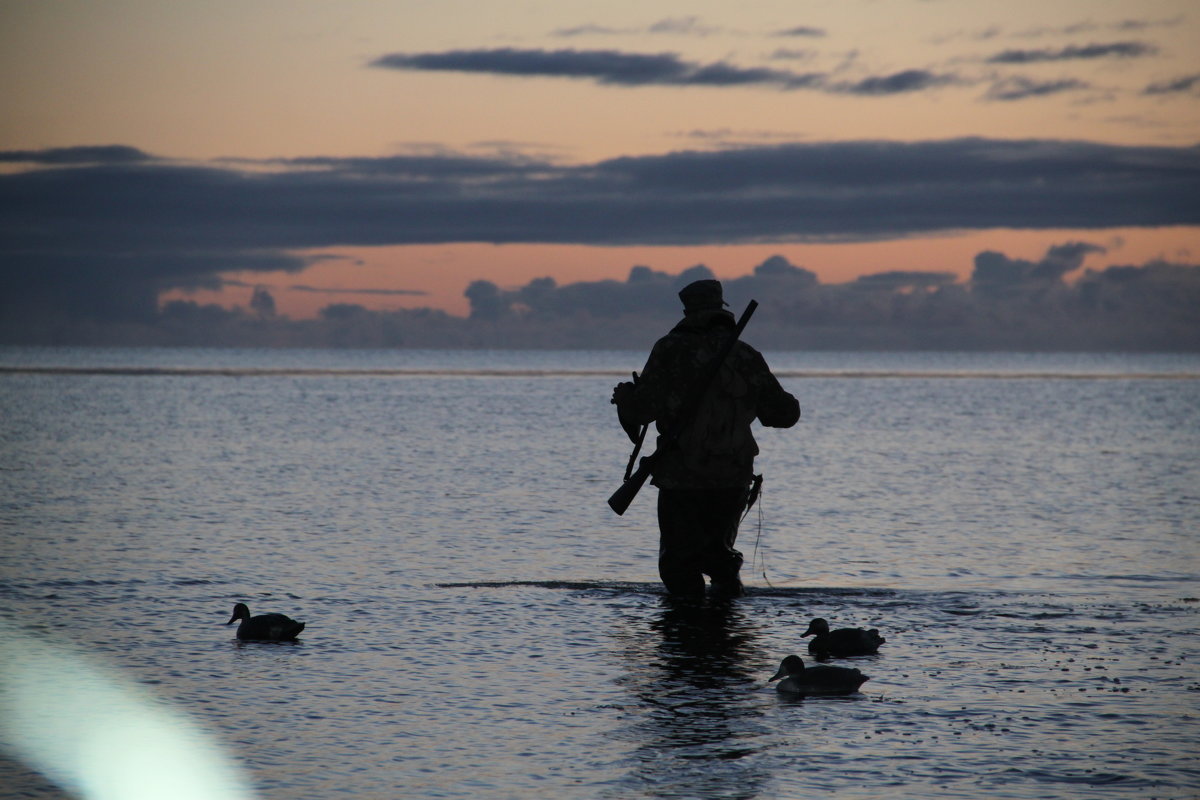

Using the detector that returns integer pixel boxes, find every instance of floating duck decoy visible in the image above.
[226,603,305,641]
[769,654,869,695]
[802,617,885,658]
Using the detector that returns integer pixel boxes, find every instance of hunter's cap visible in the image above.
[678,279,728,312]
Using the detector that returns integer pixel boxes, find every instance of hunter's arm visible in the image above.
[618,338,674,426]
[752,351,801,428]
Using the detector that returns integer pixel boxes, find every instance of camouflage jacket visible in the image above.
[619,309,800,489]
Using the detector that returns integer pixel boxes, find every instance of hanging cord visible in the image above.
[742,474,773,587]
[753,494,773,587]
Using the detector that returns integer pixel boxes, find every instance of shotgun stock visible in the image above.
[607,452,657,515]
[606,299,758,515]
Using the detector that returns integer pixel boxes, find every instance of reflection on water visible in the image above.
[614,597,771,799]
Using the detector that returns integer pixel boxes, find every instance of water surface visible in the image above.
[1,348,1196,798]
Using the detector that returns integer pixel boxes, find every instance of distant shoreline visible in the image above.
[3,365,1196,380]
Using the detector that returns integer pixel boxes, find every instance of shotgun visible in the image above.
[607,299,758,515]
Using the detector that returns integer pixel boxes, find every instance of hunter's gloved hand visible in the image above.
[610,381,636,406]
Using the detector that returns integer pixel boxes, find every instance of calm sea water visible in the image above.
[1,347,1197,799]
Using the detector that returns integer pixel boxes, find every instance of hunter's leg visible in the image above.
[657,489,706,597]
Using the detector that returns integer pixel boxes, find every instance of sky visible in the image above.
[1,0,1198,321]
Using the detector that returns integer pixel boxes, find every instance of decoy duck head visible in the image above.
[802,618,830,637]
[226,603,251,625]
[770,655,806,681]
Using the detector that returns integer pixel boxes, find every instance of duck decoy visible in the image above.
[225,603,305,641]
[769,654,869,695]
[802,617,885,658]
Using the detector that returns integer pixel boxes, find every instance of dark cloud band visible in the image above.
[370,47,947,94]
[986,41,1158,64]
[1144,73,1200,96]
[985,76,1091,101]
[0,146,153,165]
[1,138,1197,320]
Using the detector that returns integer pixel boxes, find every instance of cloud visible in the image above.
[971,241,1106,290]
[453,248,1199,352]
[768,48,818,62]
[671,128,808,146]
[551,18,826,39]
[753,254,817,281]
[370,47,823,89]
[552,23,626,37]
[646,16,722,36]
[2,139,1198,322]
[4,238,1197,350]
[1143,73,1200,96]
[1033,242,1109,280]
[369,47,964,95]
[249,286,276,317]
[985,41,1158,63]
[984,76,1090,101]
[0,145,153,165]
[1010,18,1183,39]
[463,255,820,321]
[289,285,429,296]
[253,151,546,180]
[1114,17,1182,31]
[372,46,977,98]
[553,17,724,37]
[852,271,958,290]
[829,69,963,96]
[772,26,826,38]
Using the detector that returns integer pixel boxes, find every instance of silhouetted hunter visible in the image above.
[610,279,800,598]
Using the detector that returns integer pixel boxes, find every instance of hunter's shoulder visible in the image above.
[730,339,769,367]
[732,338,765,356]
